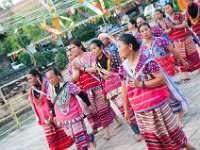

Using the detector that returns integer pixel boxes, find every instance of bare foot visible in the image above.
[104,127,110,140]
[92,129,98,135]
[103,135,110,141]
[177,112,184,128]
[133,134,142,142]
[185,144,196,150]
[91,141,96,150]
[114,122,123,129]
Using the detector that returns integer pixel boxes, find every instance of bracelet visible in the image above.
[141,81,146,88]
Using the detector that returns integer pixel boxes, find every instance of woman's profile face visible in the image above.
[27,74,38,86]
[66,51,75,62]
[99,37,110,47]
[117,40,130,59]
[154,11,163,20]
[128,22,135,30]
[164,4,174,15]
[139,25,152,39]
[137,17,145,27]
[70,44,81,56]
[46,71,60,86]
[90,43,103,58]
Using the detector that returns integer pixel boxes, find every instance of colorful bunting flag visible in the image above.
[68,7,75,15]
[79,0,103,15]
[41,21,61,34]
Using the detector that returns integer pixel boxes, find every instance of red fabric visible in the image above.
[127,84,169,112]
[43,124,74,150]
[154,55,179,77]
[79,71,100,91]
[136,102,187,150]
[167,13,191,41]
[102,73,121,94]
[29,80,51,125]
[168,28,191,41]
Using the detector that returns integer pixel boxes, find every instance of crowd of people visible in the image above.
[27,1,200,150]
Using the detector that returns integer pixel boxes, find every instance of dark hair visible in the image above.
[136,16,147,27]
[70,39,87,52]
[155,9,166,18]
[137,16,147,21]
[28,68,42,79]
[46,67,62,78]
[164,2,174,8]
[90,39,104,49]
[129,19,136,26]
[138,23,151,33]
[35,65,44,73]
[118,34,140,52]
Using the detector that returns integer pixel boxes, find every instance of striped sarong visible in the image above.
[174,37,200,72]
[65,119,91,150]
[43,123,73,150]
[135,101,187,150]
[87,87,113,128]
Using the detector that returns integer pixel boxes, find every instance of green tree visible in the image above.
[17,34,31,48]
[43,51,55,64]
[34,52,46,66]
[54,52,67,70]
[0,35,20,55]
[19,53,32,66]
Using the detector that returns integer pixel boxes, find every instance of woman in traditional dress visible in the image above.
[164,2,200,80]
[46,68,96,150]
[66,50,79,82]
[66,50,100,127]
[136,16,164,37]
[127,19,143,44]
[28,69,73,150]
[185,0,200,39]
[138,23,190,127]
[154,9,170,40]
[66,47,101,135]
[70,39,114,140]
[117,33,196,150]
[90,39,142,142]
[98,33,121,61]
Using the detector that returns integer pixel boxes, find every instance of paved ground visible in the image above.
[0,70,200,150]
[1,49,200,150]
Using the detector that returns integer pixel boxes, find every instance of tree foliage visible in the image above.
[19,53,32,66]
[0,35,20,55]
[34,51,55,66]
[55,52,67,70]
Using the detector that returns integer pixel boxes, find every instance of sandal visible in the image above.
[91,129,98,135]
[181,78,190,83]
[114,122,123,129]
[133,134,142,143]
[103,135,110,141]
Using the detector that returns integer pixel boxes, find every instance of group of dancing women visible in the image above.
[28,1,200,150]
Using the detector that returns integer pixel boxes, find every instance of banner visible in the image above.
[46,0,61,31]
[92,2,111,16]
[115,0,121,13]
[68,7,75,15]
[59,16,74,28]
[80,0,103,15]
[41,21,61,34]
